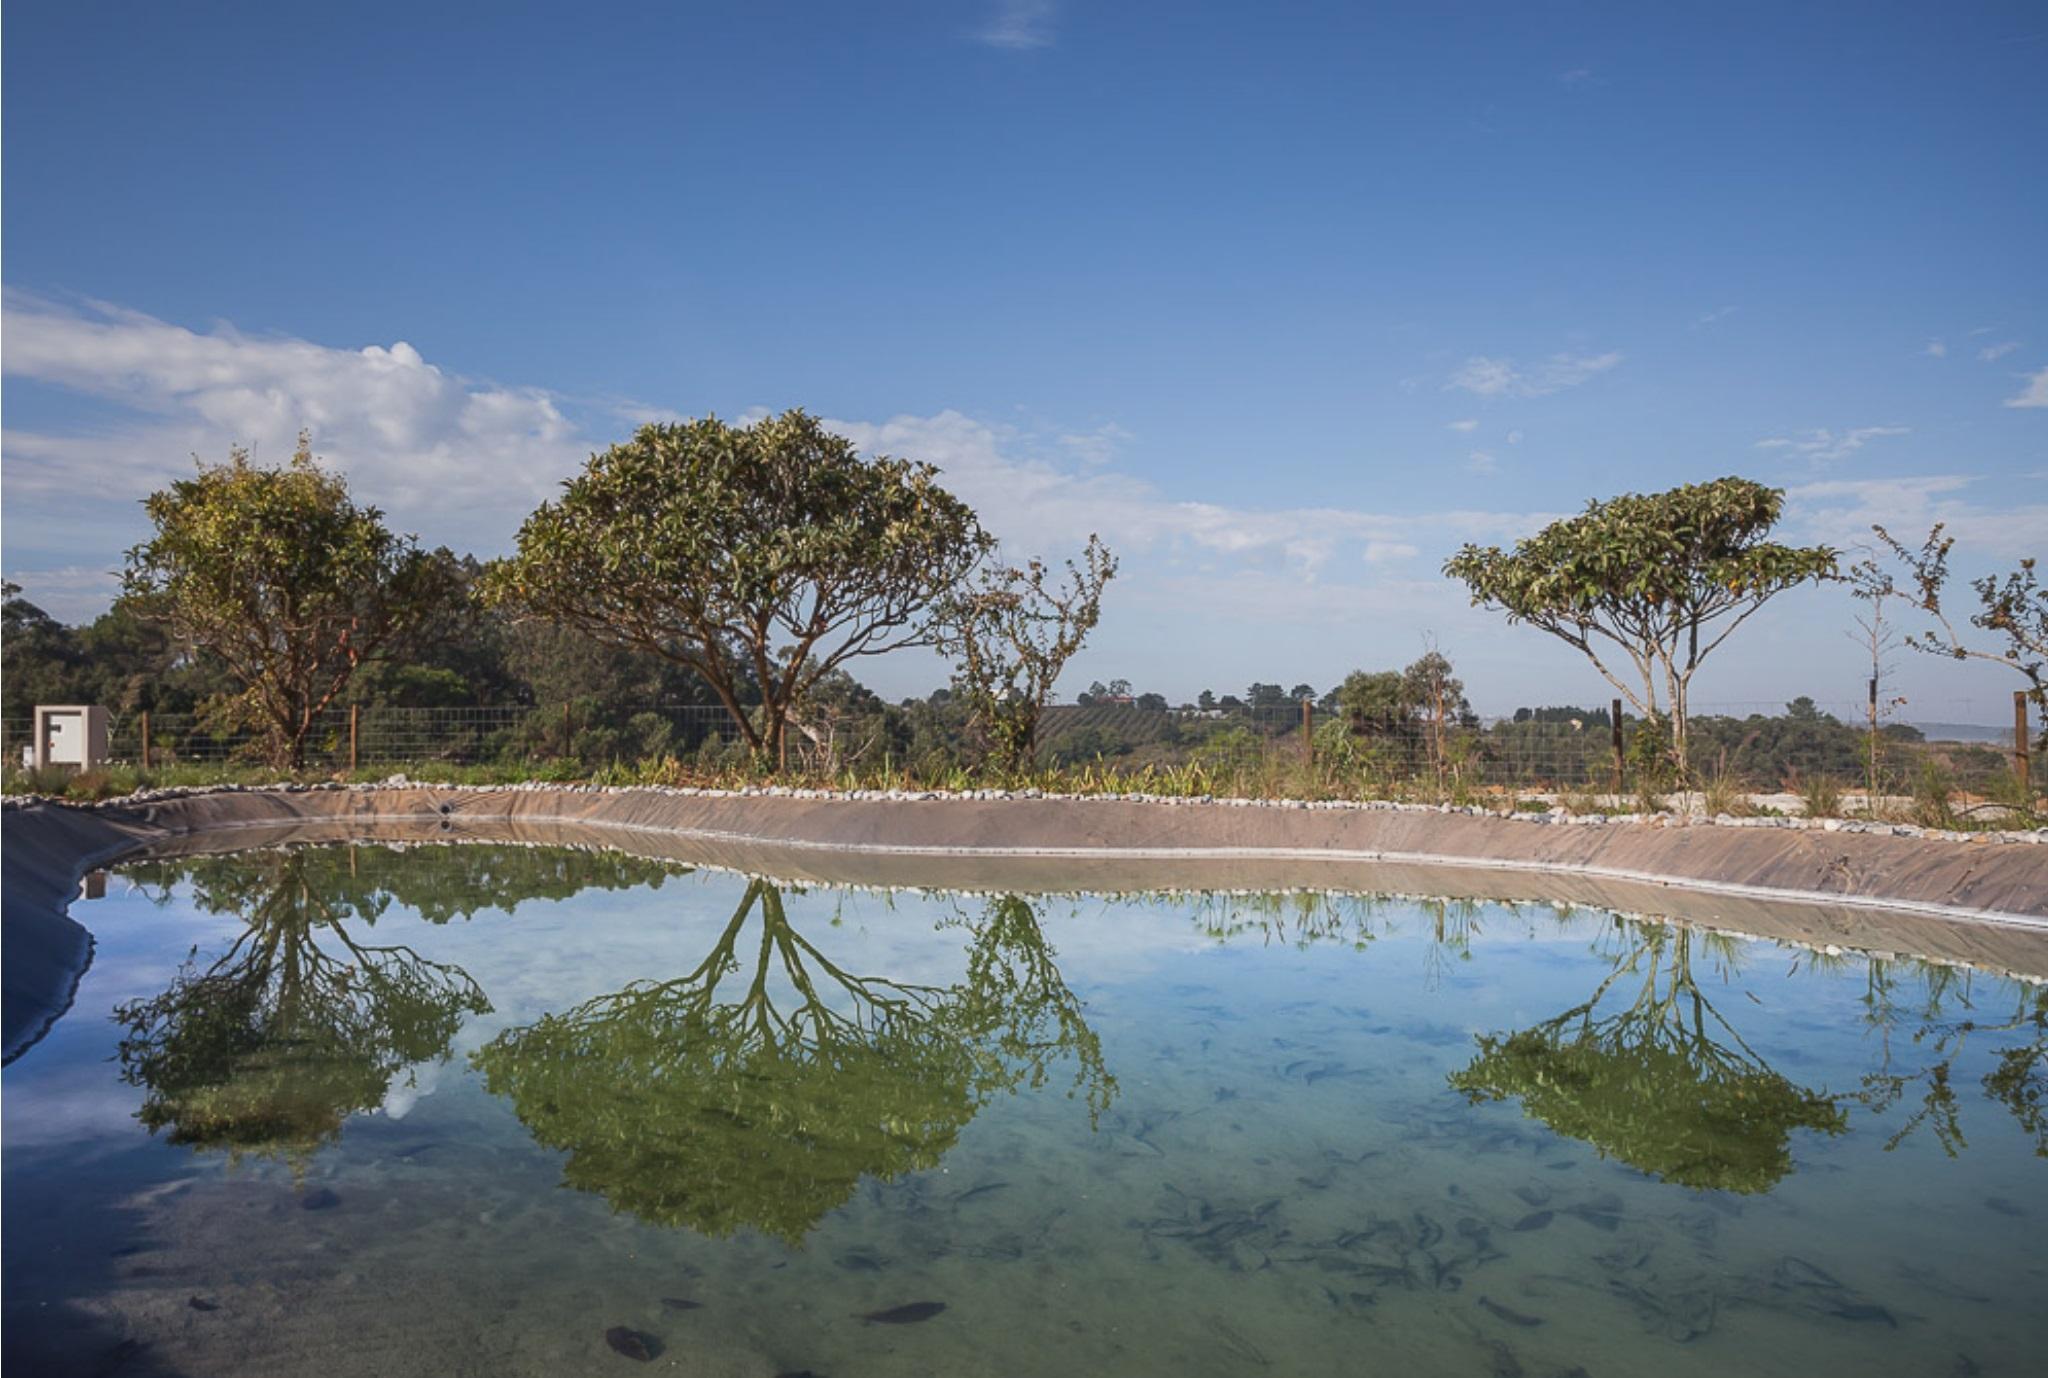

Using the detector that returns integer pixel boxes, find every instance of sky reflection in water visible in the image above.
[3,843,2044,1377]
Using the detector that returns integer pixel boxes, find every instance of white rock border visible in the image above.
[5,778,2042,846]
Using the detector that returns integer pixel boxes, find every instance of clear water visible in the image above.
[4,843,2045,1377]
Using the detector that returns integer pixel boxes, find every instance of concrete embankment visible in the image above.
[7,784,2047,1062]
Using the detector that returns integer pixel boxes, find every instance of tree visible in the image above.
[123,435,450,767]
[1445,478,1835,777]
[1845,549,1910,803]
[1335,669,1413,735]
[1403,649,1471,786]
[935,534,1116,772]
[1246,682,1288,710]
[482,410,989,765]
[1289,683,1316,702]
[1136,691,1168,712]
[1869,524,2047,735]
[1197,689,1217,711]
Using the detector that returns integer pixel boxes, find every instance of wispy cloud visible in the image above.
[1978,340,2021,362]
[1057,421,1133,466]
[1754,425,1910,464]
[1693,306,1738,328]
[975,0,1056,49]
[1446,418,1479,432]
[1466,450,1498,475]
[1924,338,1948,358]
[1786,475,2048,560]
[2006,365,2048,409]
[827,410,1547,579]
[1446,351,1622,399]
[1560,67,1593,84]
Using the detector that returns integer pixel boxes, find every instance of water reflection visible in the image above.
[113,851,490,1161]
[1448,922,1849,1193]
[1855,958,2048,1159]
[471,880,1115,1243]
[110,845,687,1161]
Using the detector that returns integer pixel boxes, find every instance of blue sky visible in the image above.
[4,1,2043,718]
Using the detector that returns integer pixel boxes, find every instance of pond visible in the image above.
[3,841,2044,1377]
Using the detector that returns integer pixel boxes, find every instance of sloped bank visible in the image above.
[6,784,2047,1062]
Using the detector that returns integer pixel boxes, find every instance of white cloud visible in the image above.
[1057,421,1133,466]
[1560,67,1593,84]
[975,0,1055,49]
[2,293,1561,630]
[0,565,122,624]
[1446,418,1479,432]
[1785,475,2048,560]
[1466,450,1498,475]
[1446,351,1622,398]
[1924,339,1948,358]
[825,410,1547,578]
[1754,425,1910,464]
[1978,340,2021,362]
[1,293,583,540]
[1693,306,1738,328]
[2004,365,2048,409]
[1506,429,1524,446]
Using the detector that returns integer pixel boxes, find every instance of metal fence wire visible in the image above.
[4,693,2031,800]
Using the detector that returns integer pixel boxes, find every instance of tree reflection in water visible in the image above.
[1448,922,1848,1194]
[110,844,687,1162]
[1854,957,2048,1159]
[471,880,1115,1244]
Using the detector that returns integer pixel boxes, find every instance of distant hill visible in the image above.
[1910,721,2012,744]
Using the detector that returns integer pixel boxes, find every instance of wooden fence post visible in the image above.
[140,710,151,771]
[1610,698,1625,798]
[2018,691,2032,799]
[349,703,360,773]
[562,703,573,758]
[1301,697,1313,763]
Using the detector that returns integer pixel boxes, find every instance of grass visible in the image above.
[6,750,2037,828]
[1788,770,1845,820]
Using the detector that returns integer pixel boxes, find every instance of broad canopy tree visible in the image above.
[1445,477,1836,776]
[482,410,990,764]
[124,435,450,768]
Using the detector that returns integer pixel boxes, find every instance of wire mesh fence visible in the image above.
[1,692,2034,804]
[1,704,749,772]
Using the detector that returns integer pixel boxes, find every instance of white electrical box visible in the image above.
[33,705,109,770]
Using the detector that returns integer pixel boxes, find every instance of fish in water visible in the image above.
[1818,1298,1897,1327]
[1984,1196,2024,1218]
[187,1296,220,1313]
[1512,1211,1554,1233]
[298,1186,340,1211]
[605,1327,658,1361]
[660,1297,702,1312]
[953,1182,1010,1204]
[1479,1296,1544,1328]
[858,1302,947,1325]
